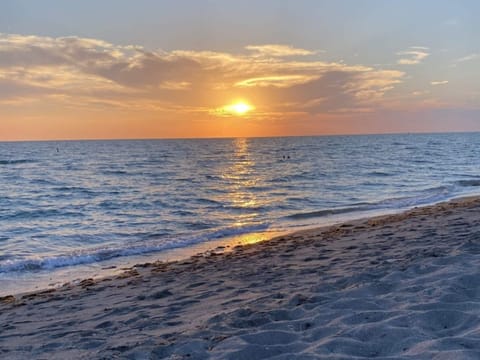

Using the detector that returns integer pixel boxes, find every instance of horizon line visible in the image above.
[1,129,480,143]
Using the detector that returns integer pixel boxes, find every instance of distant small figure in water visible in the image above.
[56,147,59,153]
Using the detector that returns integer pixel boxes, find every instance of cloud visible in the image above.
[0,33,405,116]
[245,44,316,57]
[397,47,429,65]
[0,34,123,68]
[431,80,449,86]
[444,18,459,26]
[235,75,319,88]
[412,90,430,96]
[159,81,191,90]
[456,54,480,63]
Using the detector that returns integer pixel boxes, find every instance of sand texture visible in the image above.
[3,197,480,359]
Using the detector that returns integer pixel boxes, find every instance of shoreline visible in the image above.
[3,196,480,358]
[0,229,287,298]
[0,193,466,298]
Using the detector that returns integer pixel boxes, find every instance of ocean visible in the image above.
[2,133,480,295]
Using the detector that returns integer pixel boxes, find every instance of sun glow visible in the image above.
[224,101,254,116]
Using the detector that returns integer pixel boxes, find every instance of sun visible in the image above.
[224,101,254,116]
[212,100,255,117]
[230,102,252,115]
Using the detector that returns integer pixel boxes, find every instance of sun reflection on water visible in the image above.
[221,138,262,226]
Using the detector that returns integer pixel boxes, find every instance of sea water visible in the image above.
[2,133,480,294]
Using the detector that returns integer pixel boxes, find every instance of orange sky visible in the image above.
[1,2,480,140]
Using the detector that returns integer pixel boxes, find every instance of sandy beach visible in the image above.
[2,197,480,359]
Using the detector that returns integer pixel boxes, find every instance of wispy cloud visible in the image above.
[456,53,480,63]
[245,44,316,57]
[397,47,430,65]
[444,18,459,26]
[235,75,319,88]
[431,80,449,86]
[412,90,430,96]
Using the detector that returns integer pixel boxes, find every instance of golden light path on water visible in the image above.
[221,138,261,229]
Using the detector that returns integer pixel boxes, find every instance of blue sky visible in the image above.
[1,1,479,139]
[3,0,479,54]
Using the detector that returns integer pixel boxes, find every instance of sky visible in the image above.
[1,0,480,140]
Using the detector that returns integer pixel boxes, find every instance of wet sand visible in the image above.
[2,197,480,359]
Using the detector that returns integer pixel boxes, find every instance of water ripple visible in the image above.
[1,134,480,275]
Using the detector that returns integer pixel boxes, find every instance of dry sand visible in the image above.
[3,197,480,359]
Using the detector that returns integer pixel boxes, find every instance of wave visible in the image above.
[196,198,222,205]
[101,169,129,176]
[0,209,85,221]
[411,159,430,164]
[52,186,98,197]
[375,186,451,208]
[456,179,480,187]
[0,159,36,165]
[286,206,367,220]
[205,174,222,181]
[0,222,270,274]
[286,186,452,222]
[367,171,393,177]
